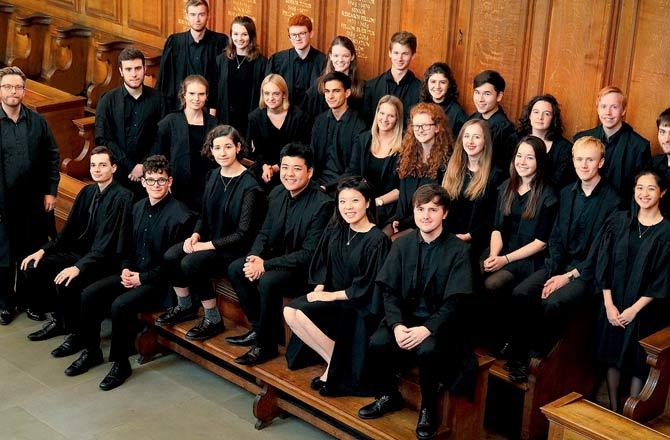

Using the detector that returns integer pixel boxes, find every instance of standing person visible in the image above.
[442,119,504,257]
[592,170,670,412]
[95,48,165,196]
[284,176,390,396]
[66,155,195,386]
[156,125,265,341]
[420,62,468,138]
[310,71,367,192]
[362,31,420,125]
[650,107,670,216]
[247,74,311,187]
[468,70,515,172]
[357,185,476,440]
[153,75,217,212]
[213,16,267,136]
[226,143,333,366]
[347,95,403,227]
[390,102,451,238]
[156,0,228,113]
[21,147,133,354]
[265,14,326,109]
[516,94,575,190]
[0,66,60,325]
[573,86,650,202]
[303,36,365,121]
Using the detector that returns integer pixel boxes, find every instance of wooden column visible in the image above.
[7,13,51,78]
[0,3,15,66]
[85,39,132,111]
[43,25,92,96]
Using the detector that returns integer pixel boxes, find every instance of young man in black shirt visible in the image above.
[265,14,326,110]
[95,48,164,196]
[62,155,194,387]
[311,71,367,192]
[0,66,60,325]
[21,147,133,353]
[573,86,650,202]
[226,143,332,366]
[652,108,670,216]
[357,184,475,440]
[362,31,420,125]
[156,0,227,113]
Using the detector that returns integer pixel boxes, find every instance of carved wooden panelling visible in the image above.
[84,0,121,23]
[128,0,165,36]
[47,0,79,12]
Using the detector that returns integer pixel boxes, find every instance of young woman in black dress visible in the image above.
[420,62,468,138]
[592,170,670,412]
[247,74,311,186]
[284,176,390,396]
[347,95,403,227]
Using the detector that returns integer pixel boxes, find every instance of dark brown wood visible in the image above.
[43,24,92,95]
[85,39,132,111]
[0,3,15,65]
[253,382,283,430]
[135,321,169,364]
[54,172,85,231]
[7,12,51,78]
[61,116,95,179]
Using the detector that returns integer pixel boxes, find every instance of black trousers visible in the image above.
[80,274,165,361]
[163,243,237,302]
[510,268,589,355]
[228,257,306,349]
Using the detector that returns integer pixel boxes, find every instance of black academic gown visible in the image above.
[469,108,515,173]
[152,111,218,210]
[213,53,267,130]
[156,30,228,112]
[592,212,670,376]
[547,137,576,190]
[650,154,670,217]
[286,224,391,396]
[265,47,327,109]
[362,69,421,125]
[573,122,650,203]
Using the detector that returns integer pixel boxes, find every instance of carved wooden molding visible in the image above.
[85,39,132,111]
[61,116,95,179]
[84,0,121,24]
[43,25,92,95]
[7,13,51,78]
[0,2,14,65]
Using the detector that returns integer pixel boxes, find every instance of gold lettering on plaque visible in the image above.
[227,0,257,21]
[339,0,376,60]
[280,0,313,20]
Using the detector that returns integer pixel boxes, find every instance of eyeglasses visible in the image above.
[143,177,169,186]
[412,123,436,131]
[288,31,309,40]
[0,84,25,91]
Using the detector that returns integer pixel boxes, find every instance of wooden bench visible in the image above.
[138,287,494,439]
[7,12,51,78]
[0,2,14,65]
[43,24,92,95]
[55,172,86,231]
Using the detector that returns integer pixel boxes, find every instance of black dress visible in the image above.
[593,212,670,376]
[286,224,390,396]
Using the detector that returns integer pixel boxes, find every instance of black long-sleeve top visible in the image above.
[42,181,133,274]
[122,194,195,284]
[247,106,311,168]
[650,154,670,217]
[362,69,420,125]
[265,47,327,109]
[435,99,468,138]
[248,183,333,272]
[95,85,165,177]
[469,107,516,173]
[573,122,650,203]
[546,137,577,190]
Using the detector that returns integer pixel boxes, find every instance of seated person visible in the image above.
[284,176,390,396]
[573,86,650,202]
[67,155,195,387]
[651,107,670,216]
[226,143,333,366]
[390,103,451,238]
[419,62,468,138]
[311,71,367,192]
[357,184,476,440]
[591,170,670,412]
[155,125,265,340]
[21,147,133,353]
[505,136,621,381]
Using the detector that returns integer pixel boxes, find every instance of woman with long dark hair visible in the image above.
[420,62,468,137]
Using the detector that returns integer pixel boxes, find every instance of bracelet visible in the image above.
[504,255,510,264]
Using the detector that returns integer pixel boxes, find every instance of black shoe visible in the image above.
[25,309,46,321]
[489,341,514,359]
[51,334,84,358]
[155,304,199,326]
[310,375,326,391]
[64,349,104,377]
[503,359,525,372]
[357,392,404,419]
[415,407,437,439]
[99,360,132,391]
[27,320,66,341]
[0,309,15,325]
[508,364,529,383]
[185,318,225,341]
[234,345,278,366]
[225,330,257,346]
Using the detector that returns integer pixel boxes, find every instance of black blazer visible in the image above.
[213,53,267,126]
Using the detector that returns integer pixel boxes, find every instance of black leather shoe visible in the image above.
[64,349,104,377]
[27,320,66,341]
[99,360,132,391]
[25,309,46,321]
[415,407,437,439]
[508,364,529,383]
[234,345,278,366]
[155,304,199,326]
[0,309,15,325]
[185,318,225,341]
[357,392,404,419]
[225,330,257,346]
[310,375,326,391]
[50,334,84,358]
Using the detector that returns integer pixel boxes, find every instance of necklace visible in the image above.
[236,55,246,69]
[637,219,656,238]
[220,174,235,191]
[346,227,360,246]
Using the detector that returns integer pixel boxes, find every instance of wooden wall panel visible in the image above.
[127,0,166,36]
[84,0,121,24]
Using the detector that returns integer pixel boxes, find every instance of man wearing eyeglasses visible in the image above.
[0,66,60,325]
[62,155,194,389]
[265,14,326,109]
